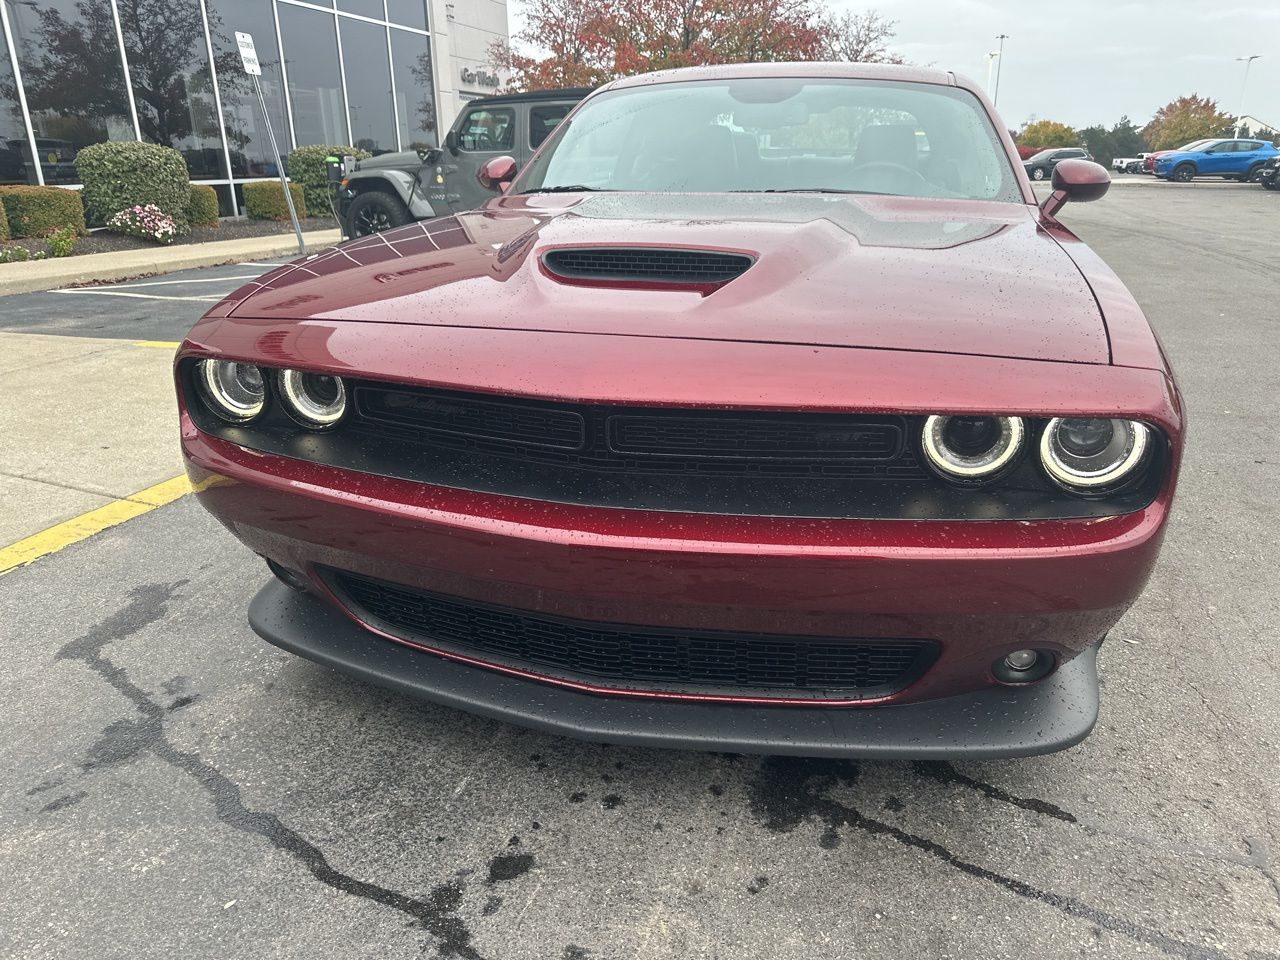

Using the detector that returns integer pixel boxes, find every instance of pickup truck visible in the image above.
[335,87,591,237]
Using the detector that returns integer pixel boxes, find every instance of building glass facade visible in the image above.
[0,0,449,213]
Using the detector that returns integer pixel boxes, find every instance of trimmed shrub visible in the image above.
[0,185,86,238]
[76,141,190,227]
[244,181,308,221]
[47,227,77,257]
[187,184,220,227]
[0,199,8,242]
[286,144,369,212]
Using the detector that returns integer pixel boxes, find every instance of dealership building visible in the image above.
[0,0,509,214]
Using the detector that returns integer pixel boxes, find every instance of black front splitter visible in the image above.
[249,580,1099,760]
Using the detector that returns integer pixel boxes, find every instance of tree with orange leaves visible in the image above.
[489,0,901,92]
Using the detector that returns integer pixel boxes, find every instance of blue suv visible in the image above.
[1154,138,1279,183]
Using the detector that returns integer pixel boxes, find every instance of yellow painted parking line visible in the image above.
[0,475,192,576]
[134,340,182,349]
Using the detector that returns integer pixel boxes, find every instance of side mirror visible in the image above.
[445,130,458,155]
[477,155,518,191]
[1040,159,1110,219]
[416,146,442,164]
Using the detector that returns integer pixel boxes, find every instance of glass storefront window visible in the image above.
[117,0,227,180]
[390,28,434,150]
[0,35,34,184]
[339,17,395,154]
[336,0,384,19]
[4,0,134,183]
[207,0,291,178]
[278,3,347,147]
[385,0,426,31]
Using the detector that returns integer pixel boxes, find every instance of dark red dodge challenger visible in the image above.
[177,63,1182,759]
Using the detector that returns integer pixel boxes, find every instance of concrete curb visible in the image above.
[0,228,342,297]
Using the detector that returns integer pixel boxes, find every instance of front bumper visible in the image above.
[251,578,1101,759]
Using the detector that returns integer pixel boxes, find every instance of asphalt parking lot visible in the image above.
[2,183,1279,960]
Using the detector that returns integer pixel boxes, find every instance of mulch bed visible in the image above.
[1,216,339,260]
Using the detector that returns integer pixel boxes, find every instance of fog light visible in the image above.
[991,648,1055,684]
[1005,649,1039,671]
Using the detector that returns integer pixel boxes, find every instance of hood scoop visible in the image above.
[540,247,753,290]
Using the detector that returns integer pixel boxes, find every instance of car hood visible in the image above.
[225,193,1110,365]
[353,149,422,171]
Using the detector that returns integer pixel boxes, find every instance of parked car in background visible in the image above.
[1153,138,1279,182]
[1023,146,1091,181]
[1260,155,1280,191]
[1142,139,1214,173]
[179,62,1182,760]
[1111,154,1147,174]
[337,87,591,237]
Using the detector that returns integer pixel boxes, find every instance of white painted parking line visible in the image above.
[50,289,224,303]
[100,275,264,289]
[242,261,289,268]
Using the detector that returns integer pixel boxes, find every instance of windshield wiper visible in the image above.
[728,188,872,195]
[520,185,607,194]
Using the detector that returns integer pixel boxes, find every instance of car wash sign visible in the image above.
[235,32,262,76]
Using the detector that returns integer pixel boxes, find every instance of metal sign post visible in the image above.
[235,31,306,256]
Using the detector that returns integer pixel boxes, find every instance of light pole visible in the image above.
[985,51,1000,96]
[1235,55,1261,136]
[993,34,1009,108]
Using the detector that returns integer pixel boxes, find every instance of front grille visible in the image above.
[351,383,921,480]
[542,247,753,285]
[330,570,935,700]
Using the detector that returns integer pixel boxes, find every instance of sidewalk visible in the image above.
[0,227,341,297]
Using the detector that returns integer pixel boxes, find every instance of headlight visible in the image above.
[196,359,266,422]
[921,415,1025,482]
[1040,418,1151,492]
[278,369,347,428]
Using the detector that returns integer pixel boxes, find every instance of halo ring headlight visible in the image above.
[921,415,1025,483]
[278,369,347,428]
[1040,418,1150,492]
[196,359,266,422]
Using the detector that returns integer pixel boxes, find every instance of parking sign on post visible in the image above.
[234,31,306,255]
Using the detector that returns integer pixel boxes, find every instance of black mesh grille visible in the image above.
[351,383,919,480]
[542,248,753,285]
[330,570,935,700]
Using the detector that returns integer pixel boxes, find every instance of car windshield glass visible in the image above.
[518,77,1020,202]
[1179,139,1211,151]
[1028,149,1055,161]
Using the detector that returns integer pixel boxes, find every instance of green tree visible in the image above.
[1078,116,1148,168]
[1142,95,1234,151]
[1018,119,1079,149]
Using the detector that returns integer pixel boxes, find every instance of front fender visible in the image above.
[347,169,437,219]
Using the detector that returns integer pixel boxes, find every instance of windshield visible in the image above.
[1179,139,1212,151]
[517,78,1020,202]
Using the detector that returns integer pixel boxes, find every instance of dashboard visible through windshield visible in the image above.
[517,77,1020,202]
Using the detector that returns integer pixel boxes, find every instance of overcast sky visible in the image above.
[505,0,1279,131]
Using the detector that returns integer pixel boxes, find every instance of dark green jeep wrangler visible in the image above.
[337,87,591,237]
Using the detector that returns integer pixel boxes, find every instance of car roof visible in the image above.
[465,87,594,106]
[603,61,967,93]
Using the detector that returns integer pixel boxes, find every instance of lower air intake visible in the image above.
[328,570,935,701]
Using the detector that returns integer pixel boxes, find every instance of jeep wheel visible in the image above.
[346,191,411,238]
[1030,167,1047,181]
[1171,163,1195,183]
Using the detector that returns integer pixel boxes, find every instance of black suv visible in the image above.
[1261,155,1280,191]
[1023,146,1092,182]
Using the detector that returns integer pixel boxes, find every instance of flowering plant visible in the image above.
[105,204,182,244]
